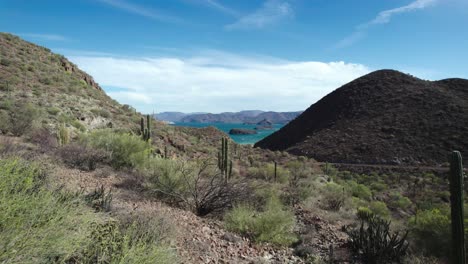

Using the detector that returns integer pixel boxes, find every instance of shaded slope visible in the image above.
[255,70,468,165]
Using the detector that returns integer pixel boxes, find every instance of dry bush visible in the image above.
[28,127,57,152]
[144,158,251,216]
[56,143,110,171]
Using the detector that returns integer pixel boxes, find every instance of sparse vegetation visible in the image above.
[225,195,297,246]
[84,130,151,169]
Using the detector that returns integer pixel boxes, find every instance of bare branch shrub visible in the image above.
[56,143,110,171]
[144,158,249,216]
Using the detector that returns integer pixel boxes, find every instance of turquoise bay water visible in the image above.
[173,122,283,144]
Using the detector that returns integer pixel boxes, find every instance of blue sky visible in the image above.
[1,0,467,113]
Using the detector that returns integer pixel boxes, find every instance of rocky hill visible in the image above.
[0,32,140,133]
[0,33,230,157]
[255,70,468,166]
[178,110,301,124]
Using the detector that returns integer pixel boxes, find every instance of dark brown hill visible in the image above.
[255,70,468,165]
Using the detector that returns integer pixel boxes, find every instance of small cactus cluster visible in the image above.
[140,115,151,142]
[449,150,465,264]
[218,137,232,181]
[57,123,69,146]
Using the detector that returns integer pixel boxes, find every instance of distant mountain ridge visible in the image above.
[255,69,468,166]
[156,110,302,124]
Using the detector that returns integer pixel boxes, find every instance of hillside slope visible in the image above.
[0,32,141,133]
[255,70,468,165]
[0,33,230,157]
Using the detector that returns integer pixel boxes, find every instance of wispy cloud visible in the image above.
[225,0,294,30]
[70,51,370,113]
[335,0,438,48]
[186,0,239,17]
[19,33,68,41]
[98,0,182,23]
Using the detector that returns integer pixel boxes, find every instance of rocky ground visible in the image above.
[52,164,351,263]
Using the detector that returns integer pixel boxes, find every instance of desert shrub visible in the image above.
[321,182,348,211]
[84,185,113,212]
[224,195,297,246]
[0,98,13,110]
[0,158,96,262]
[408,209,450,257]
[144,158,248,216]
[81,220,177,264]
[0,110,11,133]
[84,130,151,169]
[346,214,409,264]
[0,58,11,66]
[348,180,372,201]
[357,206,374,220]
[91,108,111,118]
[57,143,109,171]
[9,103,42,136]
[28,127,58,152]
[369,201,391,218]
[71,119,86,132]
[0,157,176,263]
[47,106,60,115]
[370,181,388,192]
[247,163,289,183]
[322,163,338,177]
[388,192,412,210]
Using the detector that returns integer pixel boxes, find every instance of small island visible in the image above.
[229,128,258,135]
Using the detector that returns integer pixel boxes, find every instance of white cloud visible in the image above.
[70,51,370,113]
[98,0,182,23]
[225,0,293,30]
[19,33,68,41]
[335,0,438,48]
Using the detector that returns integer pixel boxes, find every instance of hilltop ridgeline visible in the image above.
[255,69,468,166]
[157,110,302,124]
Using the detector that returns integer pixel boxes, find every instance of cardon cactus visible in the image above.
[140,115,151,142]
[218,137,232,181]
[449,150,465,264]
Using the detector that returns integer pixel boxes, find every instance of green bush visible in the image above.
[84,130,151,169]
[408,209,450,257]
[47,107,60,115]
[0,98,13,110]
[0,158,96,262]
[247,163,289,183]
[71,119,86,132]
[348,180,372,201]
[370,181,388,192]
[321,182,348,211]
[388,192,412,210]
[0,158,177,263]
[224,196,297,246]
[9,103,42,136]
[369,201,391,218]
[91,108,111,118]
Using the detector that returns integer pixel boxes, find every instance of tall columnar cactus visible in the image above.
[140,115,151,142]
[274,161,277,182]
[218,137,232,181]
[449,150,465,264]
